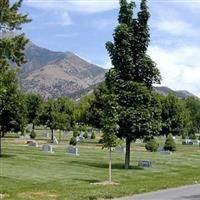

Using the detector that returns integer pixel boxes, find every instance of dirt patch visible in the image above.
[92,181,120,186]
[17,192,58,200]
[0,193,9,199]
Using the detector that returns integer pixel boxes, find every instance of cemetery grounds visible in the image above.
[0,130,200,200]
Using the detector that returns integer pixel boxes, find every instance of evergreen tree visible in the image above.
[105,0,161,169]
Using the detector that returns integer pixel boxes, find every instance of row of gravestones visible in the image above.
[183,139,200,146]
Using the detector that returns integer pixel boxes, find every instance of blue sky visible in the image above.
[18,0,200,97]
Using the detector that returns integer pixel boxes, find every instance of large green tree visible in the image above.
[105,0,161,169]
[185,96,200,135]
[160,94,190,137]
[25,93,43,131]
[0,0,31,156]
[39,98,74,143]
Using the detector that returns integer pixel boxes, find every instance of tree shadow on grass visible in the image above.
[0,154,15,158]
[71,160,144,170]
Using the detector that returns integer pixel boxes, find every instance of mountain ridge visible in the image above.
[19,42,197,99]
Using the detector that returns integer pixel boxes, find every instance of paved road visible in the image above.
[114,184,200,200]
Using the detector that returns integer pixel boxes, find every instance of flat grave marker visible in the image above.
[138,160,152,168]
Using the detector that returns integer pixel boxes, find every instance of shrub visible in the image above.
[91,132,95,139]
[73,130,79,137]
[69,137,77,146]
[98,138,103,144]
[164,134,176,152]
[145,138,159,152]
[143,135,154,143]
[30,131,36,139]
[189,134,196,140]
[199,135,200,140]
[83,132,88,139]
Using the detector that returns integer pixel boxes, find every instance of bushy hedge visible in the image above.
[164,134,176,152]
[30,131,36,139]
[145,138,159,152]
[69,137,77,146]
[91,132,95,139]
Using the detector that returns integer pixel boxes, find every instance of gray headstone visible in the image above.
[43,132,50,138]
[76,136,84,142]
[42,144,53,153]
[24,135,31,139]
[115,146,126,153]
[67,146,79,156]
[64,131,69,137]
[159,150,172,155]
[19,135,24,139]
[138,160,152,168]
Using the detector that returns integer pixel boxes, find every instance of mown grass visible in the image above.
[0,136,200,200]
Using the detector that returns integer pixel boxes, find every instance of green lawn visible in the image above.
[0,136,200,200]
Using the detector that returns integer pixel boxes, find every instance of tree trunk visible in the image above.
[124,137,131,169]
[51,129,54,143]
[32,123,35,131]
[109,147,112,183]
[0,132,2,158]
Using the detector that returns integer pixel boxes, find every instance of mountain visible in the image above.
[154,86,197,99]
[20,42,106,99]
[20,42,196,99]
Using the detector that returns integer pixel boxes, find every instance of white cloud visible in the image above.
[24,0,119,13]
[148,45,200,97]
[154,20,197,36]
[45,12,72,26]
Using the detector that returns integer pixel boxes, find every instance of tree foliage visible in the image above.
[25,93,43,131]
[105,0,161,169]
[160,94,190,137]
[0,0,31,156]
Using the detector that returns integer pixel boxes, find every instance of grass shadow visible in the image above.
[0,154,16,158]
[71,160,144,170]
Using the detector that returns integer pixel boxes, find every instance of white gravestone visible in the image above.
[76,136,84,142]
[53,136,59,144]
[138,160,152,168]
[42,144,54,153]
[67,146,79,156]
[115,146,126,153]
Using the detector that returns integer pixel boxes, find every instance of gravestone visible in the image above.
[24,135,30,139]
[76,136,84,142]
[27,140,38,147]
[42,144,54,153]
[43,132,50,138]
[53,136,59,144]
[115,146,126,153]
[64,131,69,137]
[67,146,79,156]
[19,135,24,139]
[160,150,172,155]
[191,140,200,146]
[138,160,152,168]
